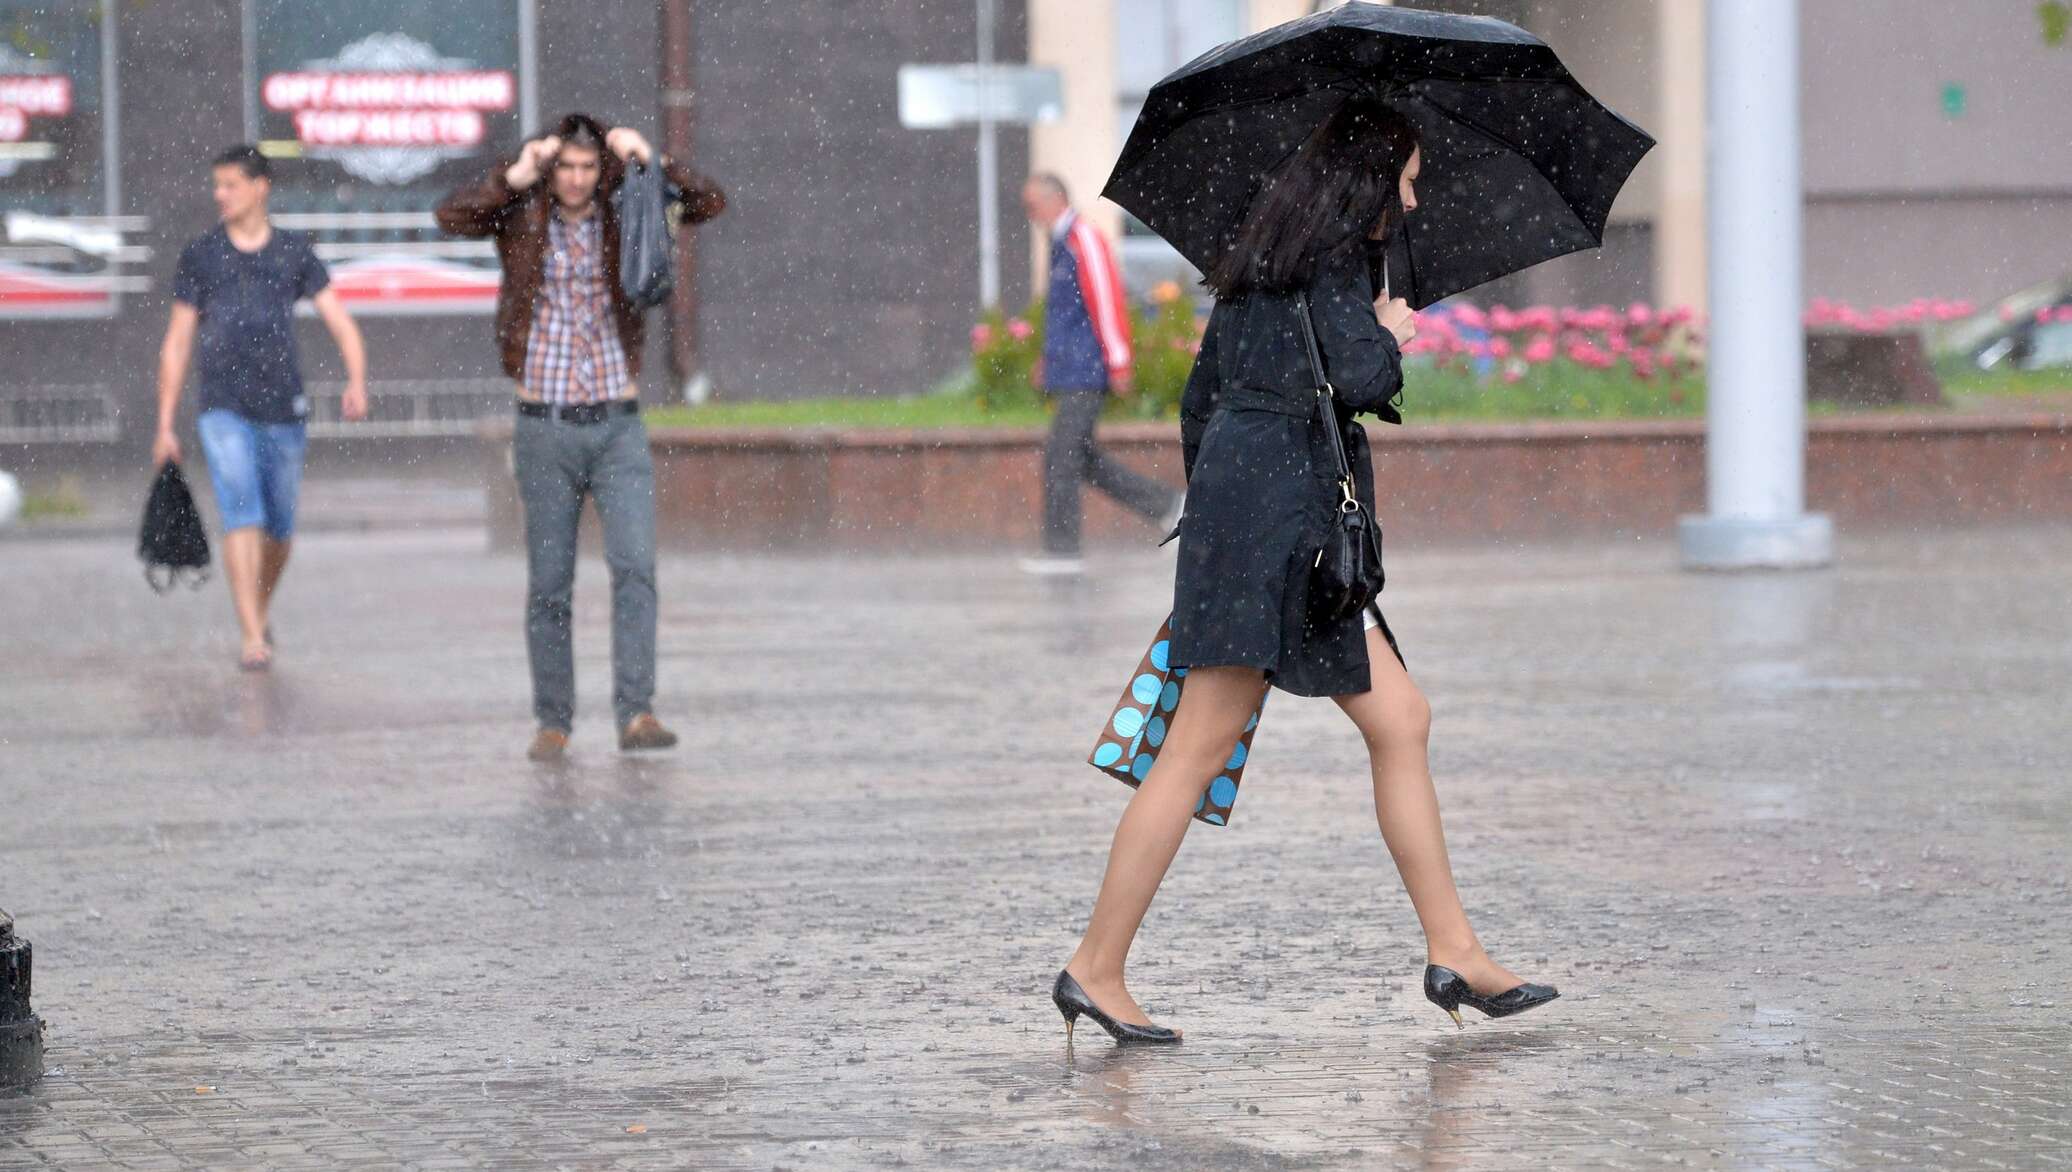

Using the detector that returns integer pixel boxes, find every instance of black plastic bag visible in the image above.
[613,160,675,310]
[138,462,210,593]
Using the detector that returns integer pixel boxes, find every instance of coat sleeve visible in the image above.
[1312,264,1405,424]
[1179,309,1222,483]
[661,158,727,224]
[434,163,521,239]
[1067,219,1134,377]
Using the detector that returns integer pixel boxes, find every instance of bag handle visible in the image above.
[1295,291,1359,513]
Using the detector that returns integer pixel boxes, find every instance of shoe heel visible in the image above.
[1423,964,1467,1029]
[1054,997,1081,1042]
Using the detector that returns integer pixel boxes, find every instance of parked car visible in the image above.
[1937,276,2072,371]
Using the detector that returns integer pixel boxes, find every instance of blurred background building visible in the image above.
[1,0,2068,455]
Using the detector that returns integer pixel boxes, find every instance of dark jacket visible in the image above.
[433,116,725,382]
[1170,249,1404,697]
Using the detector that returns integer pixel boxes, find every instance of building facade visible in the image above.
[1030,0,2072,315]
[0,0,1031,453]
[2,0,2066,458]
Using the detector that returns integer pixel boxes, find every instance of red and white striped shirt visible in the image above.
[1057,209,1134,378]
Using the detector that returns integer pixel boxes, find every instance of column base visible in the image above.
[1678,513,1834,570]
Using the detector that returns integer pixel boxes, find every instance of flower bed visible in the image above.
[962,289,1989,423]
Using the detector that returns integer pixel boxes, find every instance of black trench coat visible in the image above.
[1171,249,1405,697]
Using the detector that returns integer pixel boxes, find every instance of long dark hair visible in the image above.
[1203,95,1421,298]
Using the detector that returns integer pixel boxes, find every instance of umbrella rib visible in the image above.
[1406,87,1594,241]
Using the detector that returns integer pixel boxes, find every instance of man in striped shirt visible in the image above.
[1020,174,1183,577]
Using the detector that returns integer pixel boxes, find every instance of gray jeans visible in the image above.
[512,409,658,732]
[1042,389,1177,555]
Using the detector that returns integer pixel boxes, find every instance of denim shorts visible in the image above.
[197,408,308,540]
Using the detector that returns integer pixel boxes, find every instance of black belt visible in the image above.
[1217,387,1319,419]
[516,399,639,424]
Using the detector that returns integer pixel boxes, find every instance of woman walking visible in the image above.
[1052,95,1558,1044]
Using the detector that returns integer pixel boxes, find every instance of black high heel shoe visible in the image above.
[1423,964,1560,1028]
[1051,970,1182,1045]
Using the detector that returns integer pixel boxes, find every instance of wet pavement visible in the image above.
[2,523,2068,1170]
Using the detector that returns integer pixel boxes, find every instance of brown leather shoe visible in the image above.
[527,728,570,762]
[618,714,678,752]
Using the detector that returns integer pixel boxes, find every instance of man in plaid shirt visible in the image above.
[438,113,725,762]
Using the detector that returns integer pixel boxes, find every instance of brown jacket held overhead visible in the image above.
[434,115,726,383]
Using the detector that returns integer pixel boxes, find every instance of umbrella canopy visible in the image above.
[1103,3,1656,308]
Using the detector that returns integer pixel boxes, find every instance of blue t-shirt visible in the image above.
[171,225,330,424]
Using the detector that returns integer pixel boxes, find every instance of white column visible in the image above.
[977,0,1001,308]
[1678,0,1832,570]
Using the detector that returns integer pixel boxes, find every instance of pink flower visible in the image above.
[1452,304,1488,330]
[1007,318,1034,341]
[1489,305,1519,333]
[1523,334,1556,364]
[1627,302,1655,327]
[1487,336,1512,359]
[1501,365,1525,384]
[1566,339,1615,369]
[970,323,994,352]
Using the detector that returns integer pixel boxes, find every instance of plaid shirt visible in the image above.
[522,212,632,404]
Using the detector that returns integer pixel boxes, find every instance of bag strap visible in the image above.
[1296,292,1359,507]
[1295,290,1330,396]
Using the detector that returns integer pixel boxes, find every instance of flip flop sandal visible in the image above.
[239,648,273,672]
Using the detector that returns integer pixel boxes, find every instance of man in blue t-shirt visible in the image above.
[152,145,367,671]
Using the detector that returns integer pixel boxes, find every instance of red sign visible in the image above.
[262,70,511,111]
[262,68,511,148]
[0,75,72,141]
[293,109,488,148]
[0,75,72,116]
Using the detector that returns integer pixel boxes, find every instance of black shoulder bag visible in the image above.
[1296,291,1384,625]
[613,160,676,310]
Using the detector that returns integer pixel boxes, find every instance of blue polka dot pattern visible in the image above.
[1087,617,1268,828]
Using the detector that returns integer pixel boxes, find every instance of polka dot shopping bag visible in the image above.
[1086,617,1266,827]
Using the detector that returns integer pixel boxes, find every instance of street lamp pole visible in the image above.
[1679,0,1832,569]
[976,0,1002,309]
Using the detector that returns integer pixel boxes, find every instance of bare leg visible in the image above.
[258,537,292,631]
[220,528,269,663]
[1066,666,1265,1031]
[1333,626,1524,996]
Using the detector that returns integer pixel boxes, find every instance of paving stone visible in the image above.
[0,525,2067,1169]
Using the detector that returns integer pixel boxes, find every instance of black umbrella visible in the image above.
[1103,3,1655,309]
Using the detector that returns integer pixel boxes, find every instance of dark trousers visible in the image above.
[1041,389,1175,556]
[512,409,658,732]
